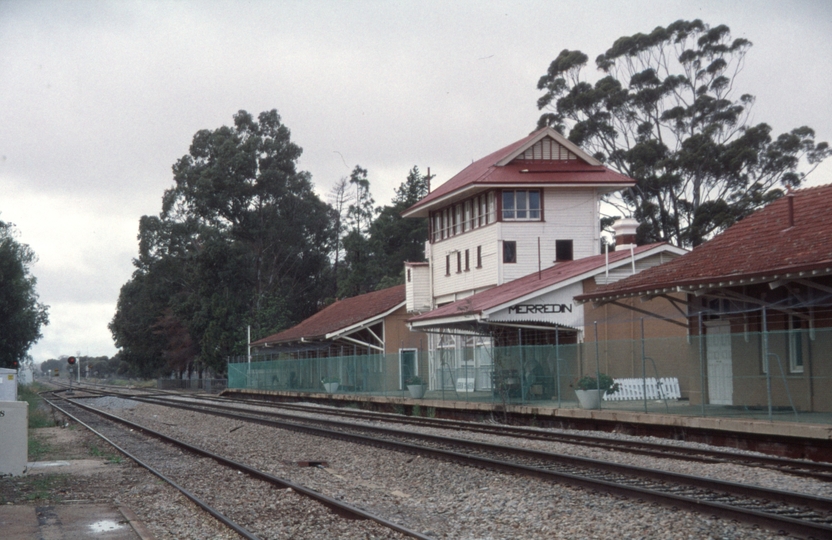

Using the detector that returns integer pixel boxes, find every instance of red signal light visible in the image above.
[67,356,77,365]
[12,360,19,369]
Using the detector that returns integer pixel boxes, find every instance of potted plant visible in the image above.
[574,373,618,409]
[321,376,340,393]
[405,375,427,399]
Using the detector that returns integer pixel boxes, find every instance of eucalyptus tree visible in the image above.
[536,19,829,246]
[338,165,378,297]
[0,218,49,368]
[111,110,332,375]
[369,166,431,287]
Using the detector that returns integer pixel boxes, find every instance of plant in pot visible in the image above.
[321,376,340,393]
[405,375,427,399]
[574,373,618,409]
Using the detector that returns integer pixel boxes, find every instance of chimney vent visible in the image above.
[613,218,639,250]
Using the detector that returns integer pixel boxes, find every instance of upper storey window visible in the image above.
[430,191,497,242]
[502,190,541,221]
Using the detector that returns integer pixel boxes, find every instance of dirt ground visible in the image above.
[0,409,143,506]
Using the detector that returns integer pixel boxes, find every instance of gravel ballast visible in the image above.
[88,397,813,539]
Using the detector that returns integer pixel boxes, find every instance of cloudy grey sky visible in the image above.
[2,0,830,365]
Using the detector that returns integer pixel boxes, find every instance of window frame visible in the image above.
[503,240,517,264]
[555,239,574,262]
[501,189,541,221]
[788,315,805,374]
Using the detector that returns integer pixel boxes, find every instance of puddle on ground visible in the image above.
[89,519,125,532]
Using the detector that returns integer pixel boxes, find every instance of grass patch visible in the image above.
[21,474,70,503]
[18,384,55,428]
[104,378,156,388]
[87,443,123,464]
[28,438,53,461]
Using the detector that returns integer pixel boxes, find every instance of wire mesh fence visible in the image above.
[228,325,831,423]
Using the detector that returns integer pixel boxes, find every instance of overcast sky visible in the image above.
[2,0,830,365]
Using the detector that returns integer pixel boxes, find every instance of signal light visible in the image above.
[11,360,19,369]
[67,356,77,365]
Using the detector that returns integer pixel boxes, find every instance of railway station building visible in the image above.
[242,285,429,393]
[577,184,832,414]
[401,127,689,399]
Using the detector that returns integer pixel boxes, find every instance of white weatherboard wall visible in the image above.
[0,368,18,401]
[0,400,28,476]
[487,281,584,330]
[406,264,432,313]
[431,226,499,300]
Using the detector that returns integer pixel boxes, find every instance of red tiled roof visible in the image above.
[577,184,832,303]
[409,244,670,324]
[403,128,634,217]
[252,285,405,346]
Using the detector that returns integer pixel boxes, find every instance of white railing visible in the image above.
[604,377,680,401]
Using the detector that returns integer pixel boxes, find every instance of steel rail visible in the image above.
[42,394,262,540]
[50,392,434,540]
[126,394,832,539]
[56,381,832,480]
[143,392,832,482]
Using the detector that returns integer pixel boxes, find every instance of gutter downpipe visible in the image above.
[763,306,773,421]
[641,318,648,413]
[604,242,609,280]
[698,312,706,417]
[555,327,561,409]
[594,321,602,410]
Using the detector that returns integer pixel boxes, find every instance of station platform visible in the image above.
[0,502,152,540]
[222,388,832,462]
[0,459,156,540]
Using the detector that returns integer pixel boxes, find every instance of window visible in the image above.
[442,209,450,239]
[464,200,472,232]
[487,192,496,223]
[503,241,516,263]
[455,205,463,234]
[407,268,411,282]
[456,251,462,273]
[555,240,573,262]
[445,255,450,276]
[476,245,482,268]
[433,214,441,242]
[480,196,487,226]
[789,315,804,373]
[502,190,541,221]
[472,199,479,229]
[464,249,470,271]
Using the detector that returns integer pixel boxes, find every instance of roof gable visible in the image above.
[578,184,832,303]
[402,128,634,218]
[252,285,405,346]
[409,243,683,325]
[495,127,600,166]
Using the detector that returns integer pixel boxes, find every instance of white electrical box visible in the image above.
[0,400,28,476]
[0,368,17,401]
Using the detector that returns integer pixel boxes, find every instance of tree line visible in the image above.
[108,110,430,378]
[2,18,823,378]
[107,19,828,380]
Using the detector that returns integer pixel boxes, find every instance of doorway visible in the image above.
[705,320,733,405]
[399,348,417,389]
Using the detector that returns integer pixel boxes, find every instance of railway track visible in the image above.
[116,387,832,482]
[66,382,832,482]
[102,391,832,539]
[41,390,432,540]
